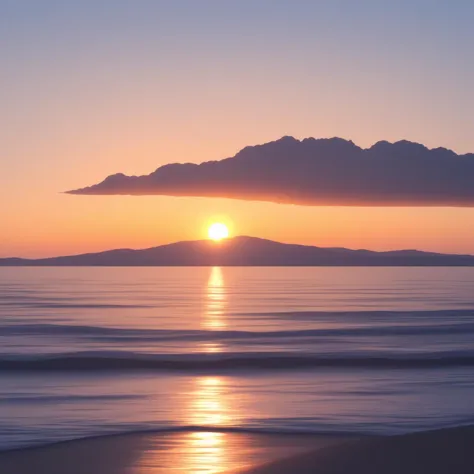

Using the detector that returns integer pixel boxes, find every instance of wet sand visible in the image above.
[243,425,474,474]
[0,430,346,474]
[0,425,472,473]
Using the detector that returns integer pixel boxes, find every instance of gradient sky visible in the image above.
[2,0,474,257]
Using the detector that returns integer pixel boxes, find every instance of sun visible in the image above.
[208,223,229,241]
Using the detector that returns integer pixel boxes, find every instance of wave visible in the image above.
[3,422,474,453]
[1,319,474,341]
[1,350,474,372]
[245,308,474,321]
[0,394,145,404]
[0,425,368,453]
[0,301,153,309]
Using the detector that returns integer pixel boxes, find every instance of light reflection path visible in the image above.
[136,268,246,473]
[173,268,231,472]
[134,375,245,473]
[182,377,229,473]
[203,267,226,332]
[177,267,232,472]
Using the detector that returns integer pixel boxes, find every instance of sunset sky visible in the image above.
[3,0,474,257]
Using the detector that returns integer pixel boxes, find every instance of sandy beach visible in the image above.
[243,425,474,474]
[0,430,345,474]
[0,425,471,473]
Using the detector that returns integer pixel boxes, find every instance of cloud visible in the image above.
[67,136,474,206]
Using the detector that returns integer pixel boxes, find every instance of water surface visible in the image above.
[1,267,474,471]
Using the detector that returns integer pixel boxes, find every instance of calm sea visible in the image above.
[0,267,474,450]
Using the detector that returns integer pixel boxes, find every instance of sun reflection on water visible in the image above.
[202,342,222,353]
[173,376,231,473]
[134,268,247,473]
[134,374,237,473]
[190,376,228,426]
[203,267,226,331]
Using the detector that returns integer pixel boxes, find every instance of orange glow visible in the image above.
[208,223,229,241]
[5,196,474,258]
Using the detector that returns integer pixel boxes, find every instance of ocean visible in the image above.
[0,266,474,451]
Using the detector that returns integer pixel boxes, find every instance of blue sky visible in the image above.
[2,0,474,256]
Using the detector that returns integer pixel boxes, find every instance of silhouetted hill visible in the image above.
[1,236,474,266]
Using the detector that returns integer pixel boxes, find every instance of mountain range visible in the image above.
[2,236,474,266]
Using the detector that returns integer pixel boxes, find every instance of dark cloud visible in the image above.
[67,136,474,206]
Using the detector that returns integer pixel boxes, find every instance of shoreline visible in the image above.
[0,425,356,454]
[0,425,472,473]
[0,430,347,474]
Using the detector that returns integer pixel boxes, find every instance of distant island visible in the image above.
[2,236,474,266]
